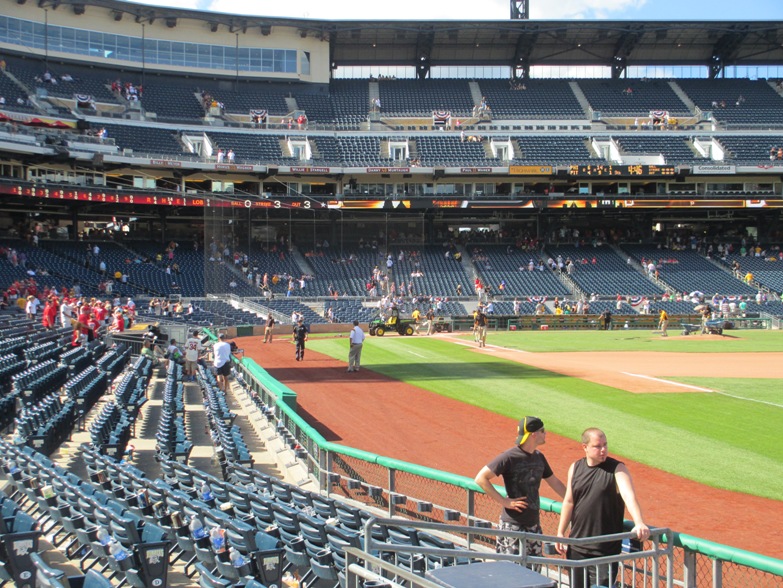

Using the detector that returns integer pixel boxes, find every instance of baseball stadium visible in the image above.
[0,0,781,586]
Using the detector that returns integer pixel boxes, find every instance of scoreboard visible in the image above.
[568,164,677,177]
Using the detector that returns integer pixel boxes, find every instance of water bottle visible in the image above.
[109,540,128,561]
[96,527,112,546]
[189,518,207,540]
[229,547,246,568]
[210,526,225,552]
[201,483,213,501]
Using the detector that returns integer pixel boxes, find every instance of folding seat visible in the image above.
[249,496,275,529]
[194,562,232,588]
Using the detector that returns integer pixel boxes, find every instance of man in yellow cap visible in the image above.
[475,416,566,567]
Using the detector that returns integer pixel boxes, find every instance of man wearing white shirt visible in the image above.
[347,320,365,373]
[212,333,232,391]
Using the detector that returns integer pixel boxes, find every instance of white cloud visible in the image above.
[531,0,648,19]
[125,0,203,9]
[126,0,648,20]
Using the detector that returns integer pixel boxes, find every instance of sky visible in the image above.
[124,0,783,22]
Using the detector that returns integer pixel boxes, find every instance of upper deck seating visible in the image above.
[199,81,289,117]
[0,71,35,113]
[330,80,369,130]
[578,79,690,116]
[677,79,783,125]
[5,56,119,104]
[378,79,474,118]
[478,79,585,119]
[133,76,204,122]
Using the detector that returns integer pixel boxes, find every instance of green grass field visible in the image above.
[308,330,783,501]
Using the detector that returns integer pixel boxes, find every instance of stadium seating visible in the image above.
[714,135,783,164]
[723,253,783,293]
[578,79,690,116]
[514,135,601,165]
[613,135,706,165]
[677,79,783,126]
[329,79,370,130]
[471,245,571,297]
[544,245,664,296]
[477,79,586,119]
[378,79,474,118]
[622,245,758,296]
[416,135,497,167]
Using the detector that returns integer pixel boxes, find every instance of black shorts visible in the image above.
[216,362,231,376]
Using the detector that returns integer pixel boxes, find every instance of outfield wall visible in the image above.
[230,352,783,588]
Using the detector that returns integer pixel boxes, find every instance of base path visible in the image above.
[238,335,783,559]
[444,335,782,393]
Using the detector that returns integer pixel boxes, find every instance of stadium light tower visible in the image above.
[510,0,529,19]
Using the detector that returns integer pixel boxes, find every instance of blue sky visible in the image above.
[126,0,783,21]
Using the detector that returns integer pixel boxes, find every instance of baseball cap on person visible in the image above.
[516,416,544,446]
[218,333,226,339]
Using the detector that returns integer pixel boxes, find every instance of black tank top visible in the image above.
[570,457,625,556]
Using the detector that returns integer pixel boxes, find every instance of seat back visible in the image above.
[29,552,69,588]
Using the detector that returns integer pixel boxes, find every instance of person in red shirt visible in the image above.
[95,304,107,325]
[77,306,91,337]
[111,310,125,333]
[87,313,100,341]
[42,299,58,330]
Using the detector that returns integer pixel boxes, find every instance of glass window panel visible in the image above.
[285,50,297,73]
[262,50,273,72]
[300,51,310,76]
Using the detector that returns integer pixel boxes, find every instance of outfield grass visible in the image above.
[308,332,783,500]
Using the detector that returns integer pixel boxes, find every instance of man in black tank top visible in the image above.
[556,428,650,588]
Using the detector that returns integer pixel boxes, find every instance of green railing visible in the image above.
[227,349,782,587]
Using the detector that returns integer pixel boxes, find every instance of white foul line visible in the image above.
[622,373,714,392]
[407,350,426,358]
[625,373,783,408]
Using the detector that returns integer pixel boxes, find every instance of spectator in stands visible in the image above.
[227,149,235,163]
[25,294,40,319]
[475,417,565,568]
[110,309,125,333]
[212,333,232,392]
[183,331,202,381]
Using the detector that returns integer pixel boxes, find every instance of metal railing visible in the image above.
[344,518,673,588]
